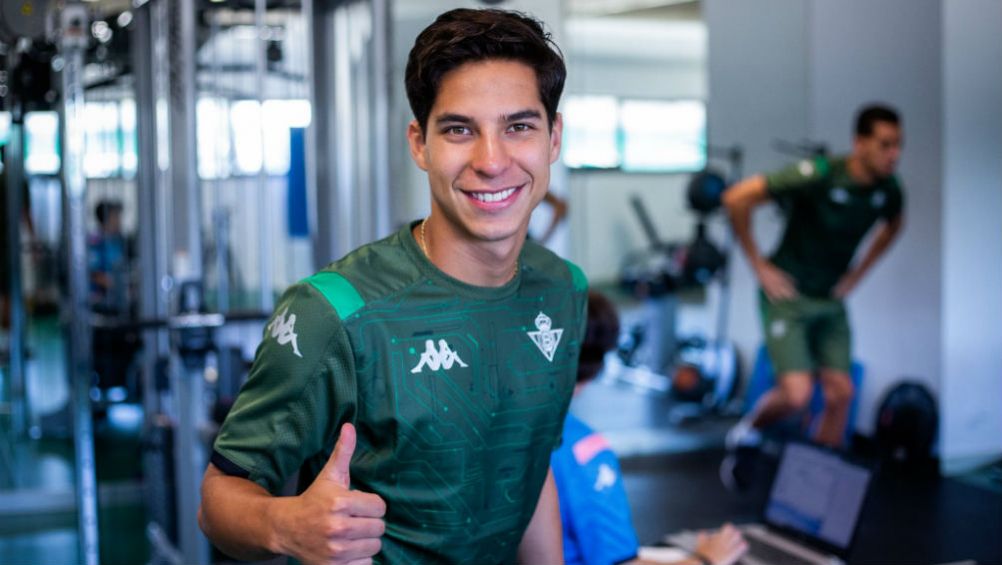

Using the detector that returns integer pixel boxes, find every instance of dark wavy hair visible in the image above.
[578,291,620,385]
[95,200,123,226]
[405,8,566,136]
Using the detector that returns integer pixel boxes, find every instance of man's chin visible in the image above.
[467,223,524,245]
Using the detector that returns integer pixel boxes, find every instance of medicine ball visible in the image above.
[682,223,726,287]
[875,381,938,462]
[686,168,728,215]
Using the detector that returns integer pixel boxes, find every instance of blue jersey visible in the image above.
[552,413,640,565]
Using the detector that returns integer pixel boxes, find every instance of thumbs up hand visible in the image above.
[272,423,387,565]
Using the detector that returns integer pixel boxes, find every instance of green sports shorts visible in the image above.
[759,291,851,374]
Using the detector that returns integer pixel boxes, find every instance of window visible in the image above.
[198,98,312,179]
[25,112,61,175]
[562,95,619,169]
[562,96,706,173]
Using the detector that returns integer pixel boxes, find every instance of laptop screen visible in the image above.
[763,442,872,551]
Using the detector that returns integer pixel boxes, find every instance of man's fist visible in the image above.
[274,423,387,565]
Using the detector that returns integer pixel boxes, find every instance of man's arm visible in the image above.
[625,523,748,565]
[832,214,904,298]
[517,468,563,564]
[722,175,798,301]
[198,464,289,561]
[199,423,386,565]
[538,191,569,245]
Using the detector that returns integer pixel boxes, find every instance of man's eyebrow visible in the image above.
[505,109,543,122]
[434,113,472,125]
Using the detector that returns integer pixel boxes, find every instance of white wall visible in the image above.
[941,0,1002,472]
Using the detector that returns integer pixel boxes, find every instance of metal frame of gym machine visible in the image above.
[1,0,392,562]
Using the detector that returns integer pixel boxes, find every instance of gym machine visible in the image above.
[615,145,745,420]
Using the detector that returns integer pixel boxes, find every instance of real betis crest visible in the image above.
[528,311,563,362]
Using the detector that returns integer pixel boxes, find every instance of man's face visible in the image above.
[407,59,562,246]
[855,121,902,180]
[106,210,122,233]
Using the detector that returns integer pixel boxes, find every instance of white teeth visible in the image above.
[472,187,517,203]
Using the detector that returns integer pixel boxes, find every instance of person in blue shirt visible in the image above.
[553,291,747,565]
[88,200,130,315]
[88,199,138,394]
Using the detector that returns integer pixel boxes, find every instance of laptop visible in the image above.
[667,441,875,565]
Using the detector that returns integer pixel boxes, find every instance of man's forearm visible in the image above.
[850,217,902,279]
[722,176,770,269]
[728,204,763,268]
[199,465,286,561]
[517,469,563,564]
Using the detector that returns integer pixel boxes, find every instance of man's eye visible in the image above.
[509,123,531,133]
[445,126,470,135]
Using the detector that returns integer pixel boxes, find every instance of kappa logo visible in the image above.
[594,463,617,492]
[871,190,886,209]
[830,187,850,204]
[410,339,468,374]
[770,319,787,338]
[528,312,563,362]
[268,307,302,358]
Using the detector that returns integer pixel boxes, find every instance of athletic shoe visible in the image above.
[720,445,759,492]
[725,416,762,450]
[721,416,763,492]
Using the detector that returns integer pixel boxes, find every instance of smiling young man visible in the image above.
[198,8,587,565]
[720,104,905,490]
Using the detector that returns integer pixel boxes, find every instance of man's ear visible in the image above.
[549,112,563,165]
[407,120,429,171]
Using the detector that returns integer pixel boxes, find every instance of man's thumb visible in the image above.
[321,422,356,488]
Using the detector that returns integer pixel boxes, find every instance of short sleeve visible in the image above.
[765,157,828,199]
[552,422,640,565]
[881,180,905,220]
[211,282,357,493]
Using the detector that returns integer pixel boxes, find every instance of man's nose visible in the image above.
[471,134,510,176]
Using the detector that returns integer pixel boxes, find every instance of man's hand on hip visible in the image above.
[755,260,799,302]
[832,270,861,299]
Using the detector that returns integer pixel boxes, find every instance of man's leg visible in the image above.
[722,294,814,491]
[814,299,853,448]
[748,371,814,429]
[726,370,813,449]
[814,369,853,447]
[734,293,816,444]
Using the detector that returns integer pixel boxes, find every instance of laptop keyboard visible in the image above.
[744,535,818,565]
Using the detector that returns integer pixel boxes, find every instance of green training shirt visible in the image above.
[766,156,904,297]
[212,221,588,565]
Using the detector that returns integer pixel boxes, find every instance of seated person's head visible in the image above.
[578,291,620,387]
[95,200,124,232]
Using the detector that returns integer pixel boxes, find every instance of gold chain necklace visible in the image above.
[419,217,519,280]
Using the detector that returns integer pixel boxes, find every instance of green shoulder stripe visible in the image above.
[564,260,588,292]
[304,272,365,320]
[813,155,830,178]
